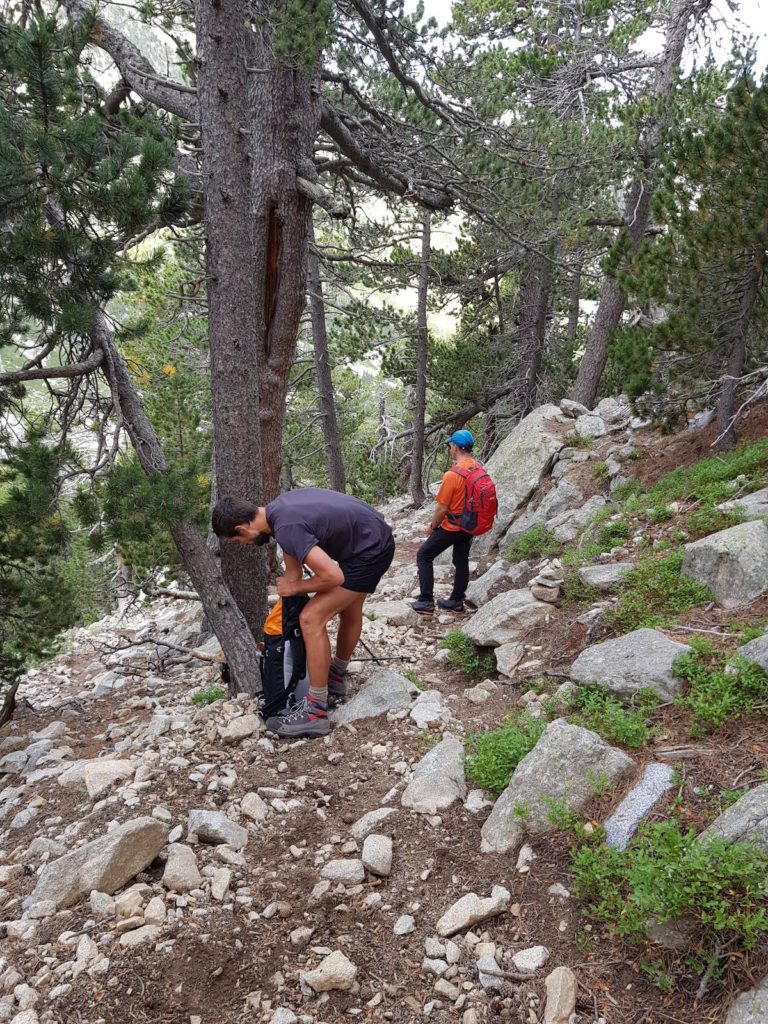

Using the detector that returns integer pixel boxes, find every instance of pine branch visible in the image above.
[0,349,103,385]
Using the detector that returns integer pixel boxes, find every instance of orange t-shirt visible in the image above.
[436,457,478,532]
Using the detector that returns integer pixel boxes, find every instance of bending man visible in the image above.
[212,489,395,739]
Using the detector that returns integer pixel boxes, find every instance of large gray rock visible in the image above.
[401,734,466,814]
[28,817,168,910]
[725,975,768,1024]
[569,628,690,701]
[577,563,634,592]
[332,668,417,725]
[681,520,768,607]
[301,950,357,992]
[735,631,768,671]
[462,589,549,648]
[698,783,768,852]
[719,487,768,523]
[466,560,531,608]
[549,495,608,544]
[364,600,421,626]
[84,759,134,799]
[502,481,583,549]
[481,720,635,854]
[474,404,566,554]
[575,414,607,439]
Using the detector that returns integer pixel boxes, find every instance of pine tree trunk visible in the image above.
[195,0,267,638]
[514,255,551,417]
[308,222,346,492]
[410,212,431,507]
[566,254,582,347]
[571,0,694,408]
[716,250,764,450]
[249,28,322,503]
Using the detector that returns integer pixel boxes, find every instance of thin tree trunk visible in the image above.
[716,250,764,450]
[514,255,551,417]
[410,211,431,507]
[572,0,696,408]
[308,222,346,492]
[565,252,583,347]
[92,310,263,695]
[195,0,267,639]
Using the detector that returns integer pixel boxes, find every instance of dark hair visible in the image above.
[211,496,258,537]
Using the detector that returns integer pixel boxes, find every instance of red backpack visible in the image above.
[448,461,498,535]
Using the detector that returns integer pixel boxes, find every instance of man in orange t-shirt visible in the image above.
[411,429,477,616]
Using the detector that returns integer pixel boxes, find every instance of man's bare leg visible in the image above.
[299,586,362,695]
[336,592,367,660]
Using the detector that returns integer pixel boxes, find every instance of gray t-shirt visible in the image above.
[265,488,394,564]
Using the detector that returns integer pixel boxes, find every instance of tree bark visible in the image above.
[195,0,267,639]
[514,254,551,417]
[410,211,431,507]
[716,249,764,450]
[308,221,346,492]
[249,22,323,502]
[571,0,696,408]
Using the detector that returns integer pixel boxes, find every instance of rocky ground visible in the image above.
[2,397,768,1024]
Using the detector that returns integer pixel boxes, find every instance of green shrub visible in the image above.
[607,549,712,632]
[561,570,601,606]
[647,503,674,523]
[571,820,768,979]
[594,461,609,482]
[647,437,768,508]
[191,684,227,706]
[505,524,561,563]
[403,668,426,690]
[673,642,768,734]
[440,630,495,678]
[687,504,745,538]
[571,686,657,748]
[465,714,545,796]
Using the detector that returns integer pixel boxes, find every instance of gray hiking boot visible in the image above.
[267,697,330,739]
[411,599,435,616]
[437,598,465,614]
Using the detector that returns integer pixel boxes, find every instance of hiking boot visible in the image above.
[437,598,466,614]
[267,697,330,738]
[411,599,435,616]
[327,666,348,706]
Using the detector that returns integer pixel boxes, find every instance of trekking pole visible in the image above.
[356,637,412,664]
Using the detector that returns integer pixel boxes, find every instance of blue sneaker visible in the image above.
[411,599,435,616]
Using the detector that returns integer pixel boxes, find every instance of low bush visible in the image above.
[607,549,711,632]
[191,684,226,706]
[571,820,768,984]
[505,524,561,563]
[465,714,545,796]
[673,640,768,734]
[440,630,496,678]
[570,686,657,748]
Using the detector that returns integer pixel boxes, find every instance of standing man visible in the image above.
[411,429,478,616]
[212,490,395,739]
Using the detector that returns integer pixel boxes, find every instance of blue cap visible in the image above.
[445,429,474,450]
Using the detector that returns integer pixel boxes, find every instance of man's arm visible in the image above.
[429,501,450,532]
[277,546,344,597]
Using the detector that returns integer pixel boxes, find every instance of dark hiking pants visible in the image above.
[416,526,473,603]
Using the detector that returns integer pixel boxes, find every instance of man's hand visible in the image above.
[276,575,300,597]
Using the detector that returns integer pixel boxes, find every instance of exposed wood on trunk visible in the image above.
[308,221,346,492]
[410,212,431,507]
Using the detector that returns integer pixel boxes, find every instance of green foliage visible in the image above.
[440,630,496,678]
[191,684,226,706]
[561,570,601,606]
[403,668,426,690]
[648,437,768,509]
[593,461,609,482]
[607,549,712,631]
[571,686,657,748]
[687,504,745,538]
[466,714,545,796]
[571,821,768,977]
[505,524,561,562]
[0,436,88,682]
[673,641,768,734]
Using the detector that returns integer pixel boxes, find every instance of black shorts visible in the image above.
[340,538,395,594]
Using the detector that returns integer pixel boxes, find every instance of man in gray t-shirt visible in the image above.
[212,490,395,739]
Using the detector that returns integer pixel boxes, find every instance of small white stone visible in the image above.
[511,945,550,972]
[393,915,415,935]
